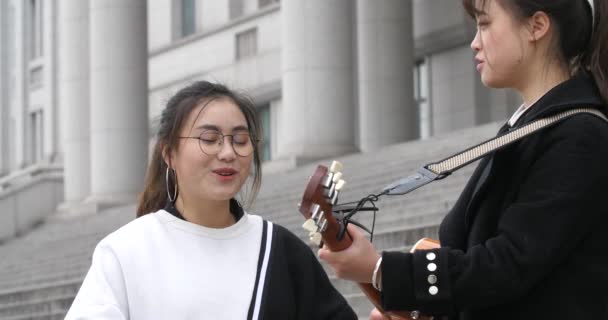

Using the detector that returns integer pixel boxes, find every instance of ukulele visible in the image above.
[299,161,439,320]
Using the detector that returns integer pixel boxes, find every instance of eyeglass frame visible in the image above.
[178,130,260,157]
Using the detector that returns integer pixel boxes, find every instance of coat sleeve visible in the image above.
[274,225,358,320]
[65,241,129,320]
[381,115,608,315]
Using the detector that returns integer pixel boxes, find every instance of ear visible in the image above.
[526,11,551,43]
[161,144,173,169]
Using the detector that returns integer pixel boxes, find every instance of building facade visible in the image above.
[0,0,520,221]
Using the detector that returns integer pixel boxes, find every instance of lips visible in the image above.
[213,168,238,176]
[475,57,484,72]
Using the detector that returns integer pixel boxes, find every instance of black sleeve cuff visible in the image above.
[412,247,454,314]
[381,251,417,311]
[381,248,455,315]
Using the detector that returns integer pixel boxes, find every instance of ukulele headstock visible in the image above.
[298,161,347,248]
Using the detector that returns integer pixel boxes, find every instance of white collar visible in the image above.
[508,103,529,127]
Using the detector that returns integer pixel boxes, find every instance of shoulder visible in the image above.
[552,110,608,135]
[543,110,608,155]
[95,210,168,254]
[264,221,318,260]
[521,109,608,183]
[271,223,308,247]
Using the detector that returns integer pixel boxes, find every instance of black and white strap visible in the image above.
[383,108,608,196]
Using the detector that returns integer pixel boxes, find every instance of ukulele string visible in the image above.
[336,189,389,243]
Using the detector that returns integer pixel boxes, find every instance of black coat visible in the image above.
[380,72,608,319]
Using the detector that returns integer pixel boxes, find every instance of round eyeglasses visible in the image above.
[179,130,256,157]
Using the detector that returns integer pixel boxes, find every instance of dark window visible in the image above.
[29,0,43,59]
[414,59,431,138]
[181,0,196,37]
[235,28,257,60]
[257,104,271,161]
[229,0,244,20]
[258,0,279,9]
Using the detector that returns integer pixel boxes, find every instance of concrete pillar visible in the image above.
[279,0,356,165]
[357,0,417,152]
[42,0,59,162]
[0,1,7,175]
[57,0,90,204]
[13,0,27,169]
[88,0,148,207]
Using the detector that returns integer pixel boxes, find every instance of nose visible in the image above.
[217,136,236,161]
[470,29,481,52]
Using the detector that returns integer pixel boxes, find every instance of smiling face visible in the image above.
[470,0,532,88]
[169,97,253,204]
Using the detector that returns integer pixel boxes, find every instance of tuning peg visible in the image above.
[335,179,346,191]
[322,173,333,188]
[329,161,343,173]
[311,204,321,220]
[325,183,336,199]
[302,219,318,232]
[310,232,323,246]
[331,172,342,183]
[331,191,339,206]
[318,219,328,232]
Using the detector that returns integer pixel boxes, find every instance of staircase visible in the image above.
[0,122,501,319]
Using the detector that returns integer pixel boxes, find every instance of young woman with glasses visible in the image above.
[65,81,357,320]
[319,0,608,319]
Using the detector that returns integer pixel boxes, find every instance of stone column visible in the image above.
[13,0,27,169]
[279,0,357,166]
[57,0,90,205]
[357,0,417,152]
[42,0,59,162]
[88,0,148,207]
[0,1,7,175]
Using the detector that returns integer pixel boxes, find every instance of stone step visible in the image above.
[0,274,85,296]
[0,252,91,276]
[0,236,101,263]
[0,279,81,306]
[0,294,73,318]
[1,309,66,320]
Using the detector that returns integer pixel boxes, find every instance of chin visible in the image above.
[209,191,238,201]
[481,75,508,89]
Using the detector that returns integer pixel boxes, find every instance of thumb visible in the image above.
[317,245,330,261]
[346,223,366,240]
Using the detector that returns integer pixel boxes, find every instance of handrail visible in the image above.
[0,164,63,192]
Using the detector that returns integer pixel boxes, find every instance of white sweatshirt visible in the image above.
[65,210,266,320]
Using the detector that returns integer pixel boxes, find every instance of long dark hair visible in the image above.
[136,81,262,217]
[463,0,608,103]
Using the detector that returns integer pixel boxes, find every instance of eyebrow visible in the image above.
[196,124,249,132]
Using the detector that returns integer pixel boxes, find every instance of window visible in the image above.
[414,59,431,139]
[235,28,257,60]
[30,66,43,89]
[181,0,196,37]
[29,0,43,60]
[257,104,271,161]
[258,0,279,9]
[29,110,43,163]
[229,0,244,20]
